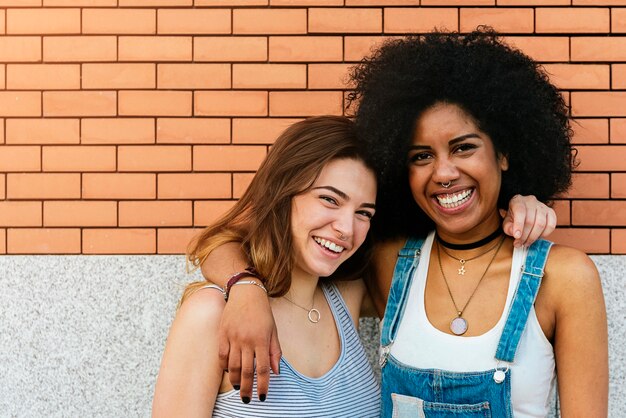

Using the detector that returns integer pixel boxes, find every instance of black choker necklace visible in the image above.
[436,227,504,251]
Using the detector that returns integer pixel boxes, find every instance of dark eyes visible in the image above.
[407,143,478,165]
[319,195,374,220]
[320,195,338,205]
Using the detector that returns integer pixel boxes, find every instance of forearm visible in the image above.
[201,241,250,286]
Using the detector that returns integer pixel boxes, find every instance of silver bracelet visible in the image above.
[230,280,267,294]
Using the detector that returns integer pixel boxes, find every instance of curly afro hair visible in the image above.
[348,27,574,240]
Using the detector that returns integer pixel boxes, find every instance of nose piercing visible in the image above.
[441,181,452,188]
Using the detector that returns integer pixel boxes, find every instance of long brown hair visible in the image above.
[186,116,375,300]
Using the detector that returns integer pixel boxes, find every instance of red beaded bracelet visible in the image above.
[223,267,264,301]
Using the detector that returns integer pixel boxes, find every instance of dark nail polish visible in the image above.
[260,394,266,402]
[233,385,240,391]
[242,396,251,404]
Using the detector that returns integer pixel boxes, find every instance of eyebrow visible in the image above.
[408,133,481,150]
[312,186,377,209]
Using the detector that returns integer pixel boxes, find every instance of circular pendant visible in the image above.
[493,370,506,384]
[450,317,468,335]
[308,308,321,323]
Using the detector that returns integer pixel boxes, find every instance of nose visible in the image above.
[332,208,354,242]
[432,156,459,185]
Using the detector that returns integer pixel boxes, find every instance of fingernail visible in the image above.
[242,396,251,404]
[514,231,521,239]
[233,385,240,391]
[260,394,266,402]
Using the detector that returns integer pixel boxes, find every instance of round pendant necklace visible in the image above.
[283,293,320,323]
[436,236,506,336]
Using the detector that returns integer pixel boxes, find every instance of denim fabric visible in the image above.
[380,237,552,418]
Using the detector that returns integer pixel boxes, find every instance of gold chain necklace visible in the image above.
[283,293,320,323]
[436,236,506,336]
[438,237,503,275]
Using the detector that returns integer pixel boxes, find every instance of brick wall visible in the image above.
[0,1,625,255]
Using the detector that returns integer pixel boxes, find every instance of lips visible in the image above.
[313,237,345,253]
[435,188,473,209]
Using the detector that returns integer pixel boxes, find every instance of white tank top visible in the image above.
[391,232,556,418]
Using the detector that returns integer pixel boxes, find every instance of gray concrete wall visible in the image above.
[0,255,623,417]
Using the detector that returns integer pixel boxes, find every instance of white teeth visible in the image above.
[313,237,345,253]
[436,189,473,208]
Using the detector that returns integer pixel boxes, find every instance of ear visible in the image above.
[498,153,509,171]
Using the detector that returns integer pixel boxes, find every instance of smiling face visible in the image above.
[407,102,509,243]
[290,158,377,280]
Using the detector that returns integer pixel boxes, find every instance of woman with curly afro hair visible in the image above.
[350,28,607,417]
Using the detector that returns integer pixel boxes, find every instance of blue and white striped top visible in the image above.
[212,281,381,418]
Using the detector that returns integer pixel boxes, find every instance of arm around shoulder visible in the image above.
[545,246,608,417]
[152,287,226,418]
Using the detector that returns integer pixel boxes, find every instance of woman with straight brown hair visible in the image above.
[152,116,381,417]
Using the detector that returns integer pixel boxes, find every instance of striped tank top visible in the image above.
[212,281,381,417]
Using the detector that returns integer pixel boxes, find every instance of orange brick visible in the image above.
[233,118,301,144]
[536,8,609,33]
[7,64,80,90]
[233,173,255,198]
[7,173,80,199]
[274,0,341,4]
[0,174,4,198]
[193,145,266,171]
[82,173,156,199]
[347,0,418,4]
[498,0,569,4]
[0,119,4,143]
[423,0,491,4]
[571,92,626,117]
[157,118,230,144]
[0,0,40,5]
[549,228,609,254]
[344,36,390,61]
[157,228,199,254]
[573,200,626,226]
[4,120,68,147]
[613,8,626,32]
[384,8,458,33]
[7,8,80,35]
[194,37,267,62]
[0,146,41,171]
[120,0,191,5]
[83,8,156,34]
[195,91,267,117]
[157,64,230,89]
[543,64,609,90]
[0,202,41,227]
[0,229,5,254]
[82,118,154,144]
[576,145,626,171]
[43,91,116,117]
[571,118,609,144]
[552,199,570,226]
[0,92,41,117]
[504,36,569,62]
[44,36,117,62]
[0,37,40,62]
[0,65,4,89]
[572,37,626,61]
[610,118,626,144]
[158,9,230,34]
[460,8,533,33]
[611,173,626,198]
[194,200,236,226]
[8,229,81,254]
[269,36,343,62]
[119,36,192,62]
[234,9,306,34]
[44,201,117,226]
[270,91,343,117]
[42,146,116,172]
[564,173,609,199]
[84,228,156,254]
[233,64,305,89]
[574,0,626,5]
[308,64,352,89]
[158,173,231,199]
[118,145,191,172]
[119,200,192,227]
[309,8,382,33]
[612,229,626,254]
[196,0,265,4]
[82,63,156,89]
[0,10,5,34]
[45,0,116,5]
[119,91,192,117]
[613,64,626,89]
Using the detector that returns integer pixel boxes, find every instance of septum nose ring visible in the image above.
[441,181,452,188]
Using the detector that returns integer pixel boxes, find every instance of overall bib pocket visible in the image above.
[392,393,492,418]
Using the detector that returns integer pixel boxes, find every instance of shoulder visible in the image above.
[334,279,366,320]
[174,285,226,336]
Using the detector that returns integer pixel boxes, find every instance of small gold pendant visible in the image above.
[458,260,466,275]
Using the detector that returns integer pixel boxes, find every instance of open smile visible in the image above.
[313,237,345,254]
[435,188,474,209]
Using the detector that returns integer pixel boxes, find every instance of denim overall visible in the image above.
[379,236,553,418]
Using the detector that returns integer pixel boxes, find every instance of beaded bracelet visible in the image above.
[223,267,264,301]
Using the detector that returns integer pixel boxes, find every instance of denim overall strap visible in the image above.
[380,237,425,347]
[495,239,553,363]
